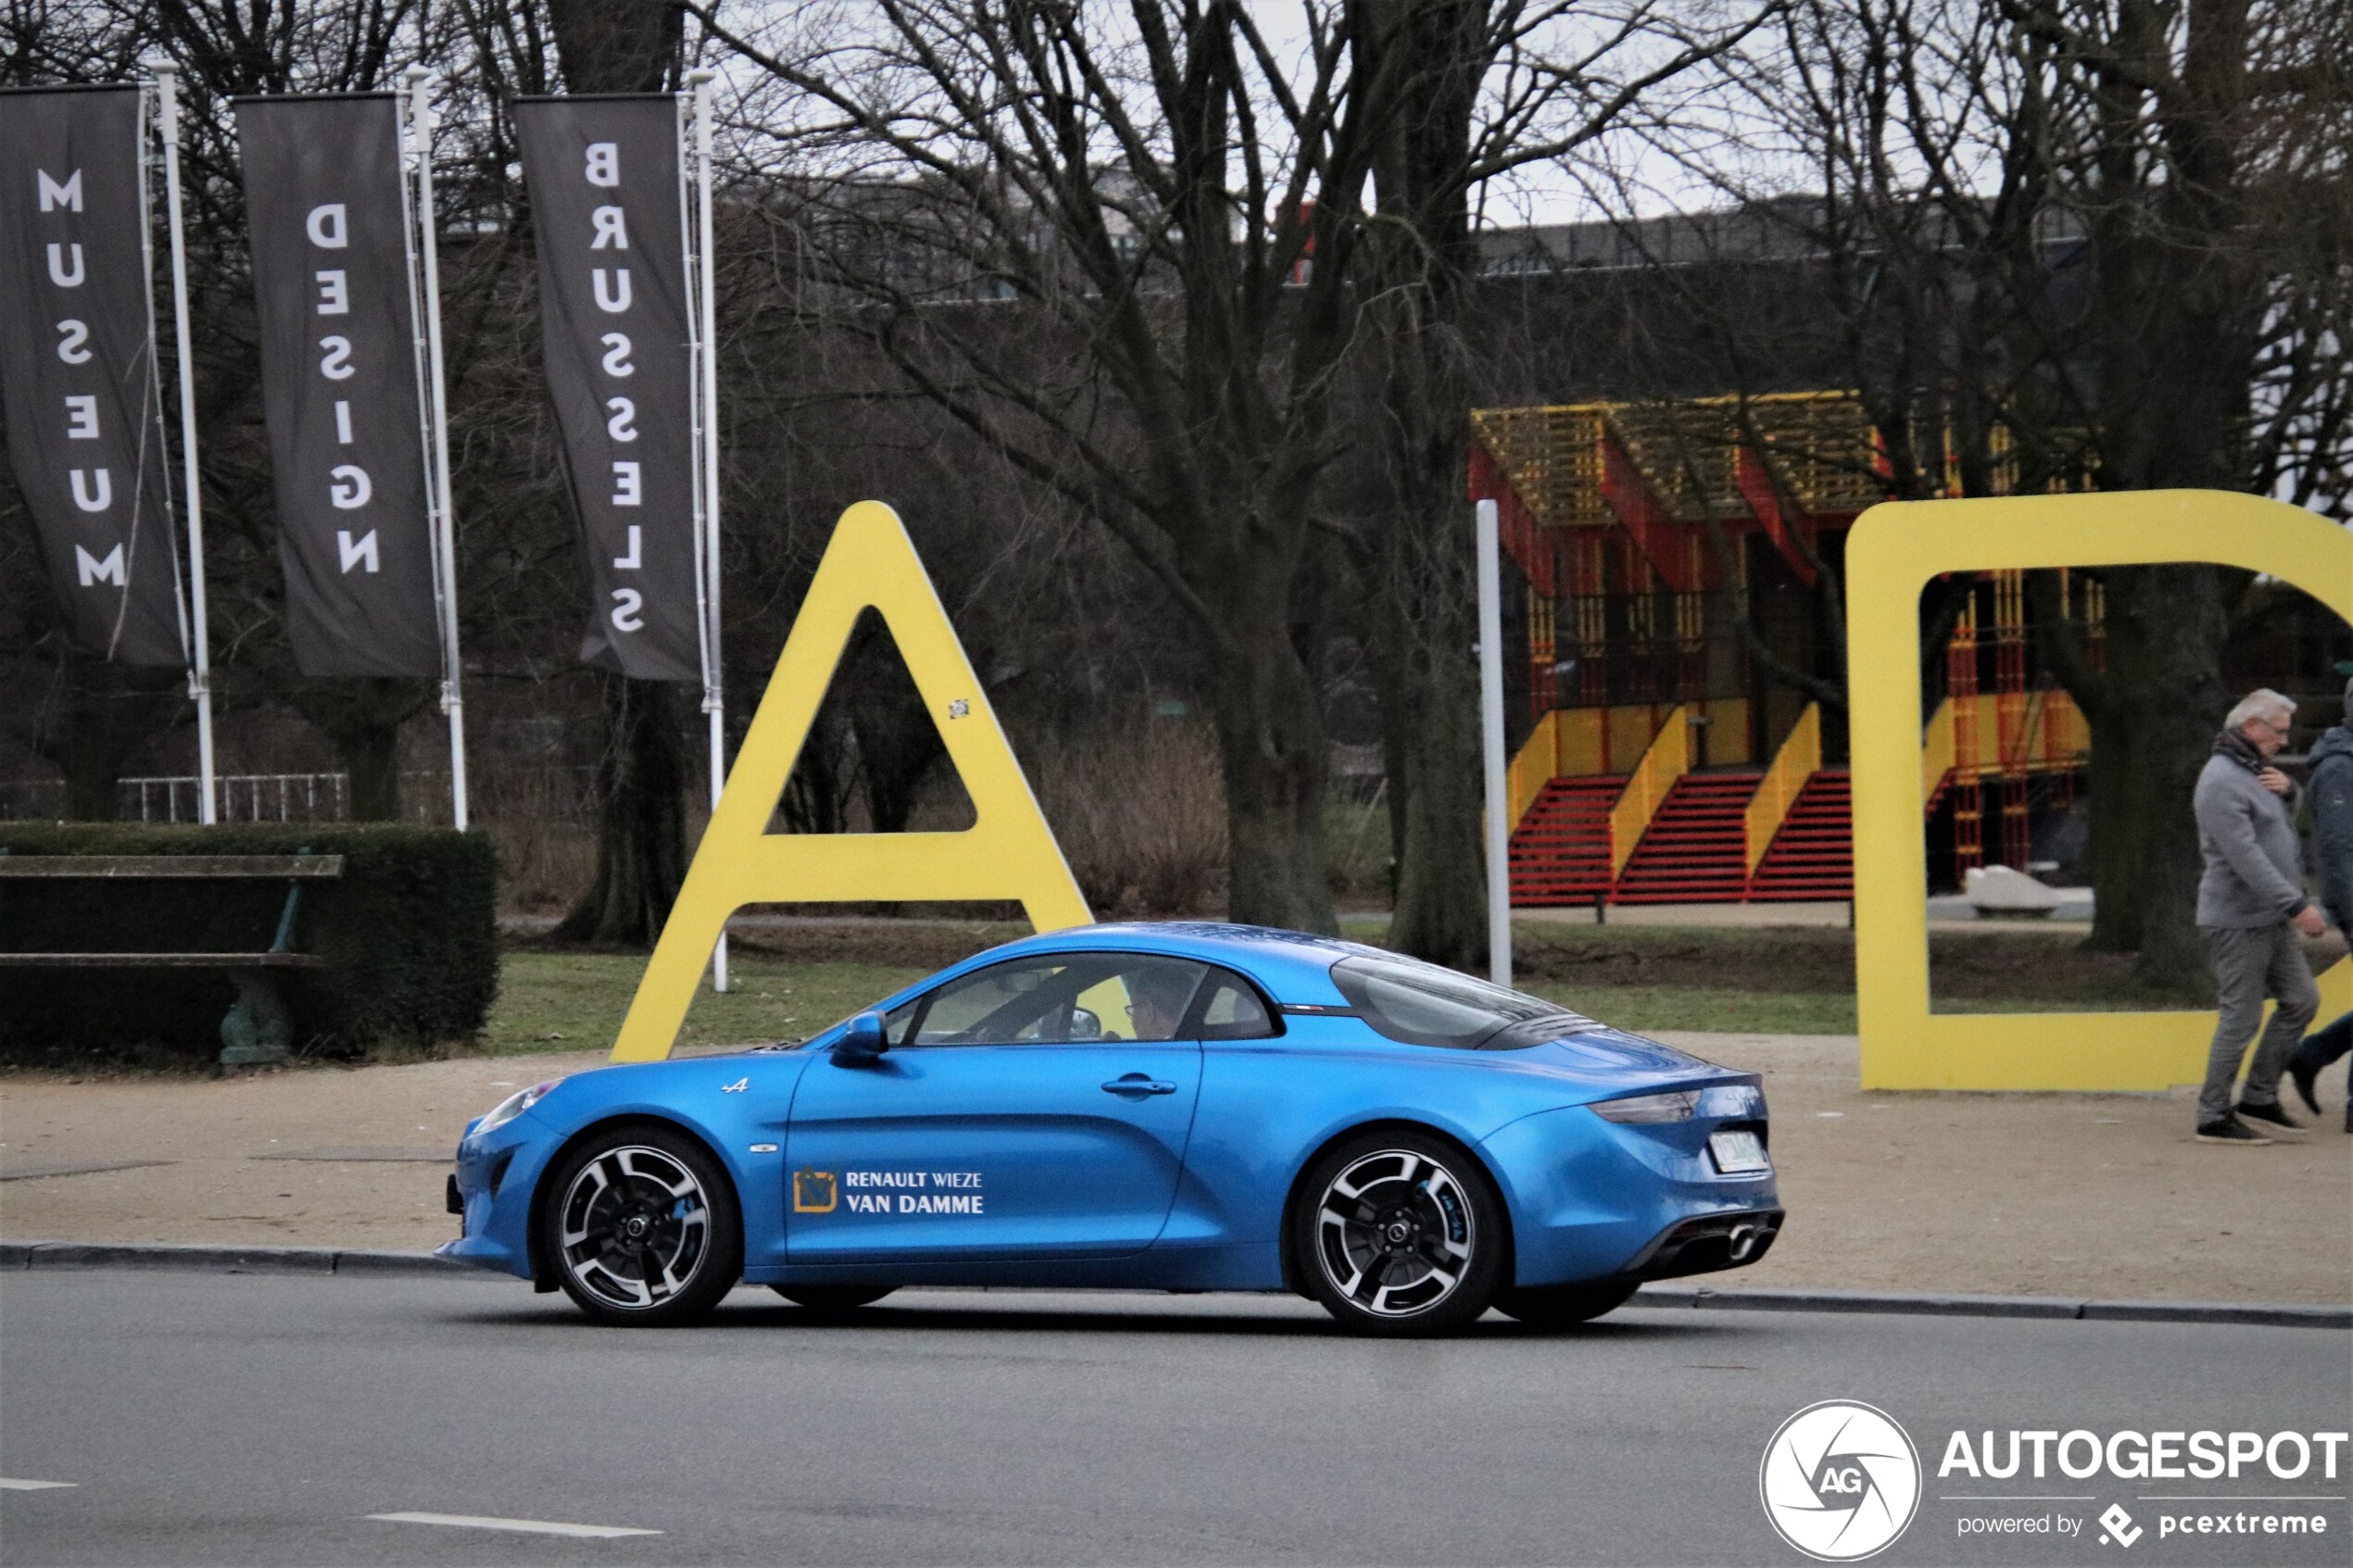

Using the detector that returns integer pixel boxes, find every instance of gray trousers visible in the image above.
[2200,923,2321,1123]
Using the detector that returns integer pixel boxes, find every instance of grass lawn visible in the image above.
[483,951,928,1057]
[1516,982,1857,1035]
[477,915,2260,1056]
[480,947,1869,1053]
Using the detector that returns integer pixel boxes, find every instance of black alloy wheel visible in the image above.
[543,1124,742,1326]
[772,1285,899,1316]
[1493,1279,1640,1329]
[1291,1130,1505,1336]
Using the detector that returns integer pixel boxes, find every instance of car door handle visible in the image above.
[1101,1073,1178,1098]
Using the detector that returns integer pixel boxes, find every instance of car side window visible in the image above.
[906,954,1209,1046]
[1190,966,1279,1040]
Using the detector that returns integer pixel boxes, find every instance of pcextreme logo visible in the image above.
[1761,1400,1923,1561]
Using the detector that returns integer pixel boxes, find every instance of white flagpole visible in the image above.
[1477,498,1512,987]
[403,66,469,832]
[687,69,727,992]
[150,62,216,825]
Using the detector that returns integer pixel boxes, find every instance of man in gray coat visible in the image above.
[2286,674,2353,1131]
[2191,687,2323,1143]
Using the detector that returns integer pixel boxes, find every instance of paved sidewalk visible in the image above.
[3,1033,2347,1304]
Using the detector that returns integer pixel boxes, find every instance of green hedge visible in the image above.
[0,823,497,1058]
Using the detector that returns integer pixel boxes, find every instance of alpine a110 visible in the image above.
[441,923,1781,1336]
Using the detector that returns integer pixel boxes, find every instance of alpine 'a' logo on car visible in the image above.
[792,1169,838,1213]
[1759,1400,1921,1561]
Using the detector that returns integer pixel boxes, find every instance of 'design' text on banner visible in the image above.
[235,92,442,678]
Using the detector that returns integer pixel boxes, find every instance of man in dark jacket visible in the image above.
[2191,688,2323,1143]
[2287,675,2353,1132]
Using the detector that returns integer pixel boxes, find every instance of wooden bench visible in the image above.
[0,852,344,1064]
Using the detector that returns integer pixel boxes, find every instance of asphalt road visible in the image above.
[2,1271,2346,1567]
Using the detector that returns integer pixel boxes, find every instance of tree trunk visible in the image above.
[1381,639,1489,966]
[2084,565,2234,991]
[1359,446,1487,967]
[2046,0,2256,981]
[557,674,688,945]
[292,678,430,822]
[59,754,120,822]
[1357,363,1488,969]
[546,0,692,942]
[1204,601,1340,935]
[2034,558,2234,994]
[29,654,187,822]
[1352,0,1492,971]
[546,0,680,93]
[339,722,403,822]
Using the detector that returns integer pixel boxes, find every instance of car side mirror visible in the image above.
[833,1010,890,1067]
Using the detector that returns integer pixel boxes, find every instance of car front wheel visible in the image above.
[1291,1131,1505,1336]
[542,1125,742,1326]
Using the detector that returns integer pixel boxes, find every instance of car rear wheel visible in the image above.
[1493,1280,1639,1329]
[543,1125,741,1326]
[1291,1130,1505,1337]
[771,1285,897,1315]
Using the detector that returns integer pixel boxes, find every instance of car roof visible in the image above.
[968,922,1371,1005]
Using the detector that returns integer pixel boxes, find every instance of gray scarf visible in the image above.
[2212,727,2267,772]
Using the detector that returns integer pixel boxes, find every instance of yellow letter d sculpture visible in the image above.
[610,502,1092,1061]
[1848,489,2351,1090]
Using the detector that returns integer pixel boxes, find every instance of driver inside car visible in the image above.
[1117,963,1200,1041]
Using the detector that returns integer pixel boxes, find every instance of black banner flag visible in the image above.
[235,94,441,677]
[514,96,701,683]
[0,85,187,666]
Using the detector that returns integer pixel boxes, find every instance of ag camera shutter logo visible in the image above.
[1760,1400,1922,1561]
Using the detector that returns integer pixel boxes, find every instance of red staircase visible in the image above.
[1611,770,1761,904]
[1748,769,1854,900]
[1508,776,1623,904]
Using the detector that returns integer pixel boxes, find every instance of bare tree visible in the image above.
[1343,0,1770,968]
[1617,0,2351,985]
[695,0,1421,932]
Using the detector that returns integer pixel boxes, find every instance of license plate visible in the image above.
[1709,1129,1770,1174]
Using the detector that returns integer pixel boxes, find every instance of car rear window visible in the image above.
[1327,955,1592,1050]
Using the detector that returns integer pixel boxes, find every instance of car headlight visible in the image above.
[475,1078,563,1135]
[1588,1088,1700,1123]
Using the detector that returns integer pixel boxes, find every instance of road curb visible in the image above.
[2,1239,481,1279]
[1634,1284,2350,1330]
[5,1239,2347,1324]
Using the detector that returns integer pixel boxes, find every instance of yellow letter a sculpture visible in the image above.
[610,501,1092,1061]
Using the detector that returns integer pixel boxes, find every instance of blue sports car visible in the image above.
[441,923,1781,1336]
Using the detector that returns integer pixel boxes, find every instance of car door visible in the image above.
[783,951,1209,1264]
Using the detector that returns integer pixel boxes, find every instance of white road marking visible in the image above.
[367,1511,659,1539]
[0,1478,78,1490]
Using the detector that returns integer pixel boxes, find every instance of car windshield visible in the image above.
[1327,955,1592,1050]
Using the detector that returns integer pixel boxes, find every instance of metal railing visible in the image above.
[1607,705,1692,878]
[1745,704,1821,873]
[120,773,351,823]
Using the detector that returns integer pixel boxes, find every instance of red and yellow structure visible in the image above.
[1473,393,2093,906]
